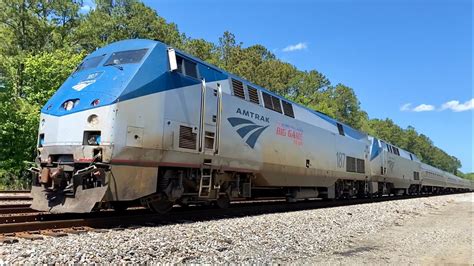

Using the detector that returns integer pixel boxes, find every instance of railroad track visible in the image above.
[0,190,32,201]
[0,192,468,241]
[0,204,35,215]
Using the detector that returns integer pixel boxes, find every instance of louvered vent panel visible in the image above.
[178,125,197,150]
[271,95,282,113]
[413,172,420,180]
[346,156,356,173]
[231,79,245,99]
[356,159,365,173]
[262,92,273,110]
[282,101,294,118]
[247,86,260,104]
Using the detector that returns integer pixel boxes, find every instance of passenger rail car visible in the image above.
[30,39,472,213]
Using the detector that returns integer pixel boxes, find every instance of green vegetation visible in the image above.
[459,173,474,180]
[0,0,467,188]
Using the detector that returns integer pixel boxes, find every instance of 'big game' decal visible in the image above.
[276,122,304,146]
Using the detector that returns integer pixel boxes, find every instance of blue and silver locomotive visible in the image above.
[31,39,472,213]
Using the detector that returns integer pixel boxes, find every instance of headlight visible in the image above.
[64,100,74,110]
[62,99,80,111]
[87,114,99,126]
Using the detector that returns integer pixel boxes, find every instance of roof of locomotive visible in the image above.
[43,38,366,139]
[166,40,368,139]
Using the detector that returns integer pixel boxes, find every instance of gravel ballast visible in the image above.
[1,193,472,264]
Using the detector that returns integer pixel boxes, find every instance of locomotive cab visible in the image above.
[31,40,168,212]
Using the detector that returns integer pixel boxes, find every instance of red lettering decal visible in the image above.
[276,127,287,136]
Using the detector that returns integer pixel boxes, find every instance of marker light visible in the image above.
[91,99,100,106]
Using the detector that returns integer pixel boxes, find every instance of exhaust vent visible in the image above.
[179,125,197,150]
[247,86,260,104]
[232,79,245,99]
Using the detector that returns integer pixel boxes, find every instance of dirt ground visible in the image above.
[306,193,474,264]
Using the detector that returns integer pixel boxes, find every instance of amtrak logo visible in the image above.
[228,117,269,148]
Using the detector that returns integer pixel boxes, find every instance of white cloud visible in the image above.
[400,103,412,111]
[400,103,435,112]
[413,104,435,112]
[282,42,307,52]
[441,98,474,112]
[401,99,473,112]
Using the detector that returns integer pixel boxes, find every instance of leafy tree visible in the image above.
[312,84,368,130]
[459,172,474,180]
[0,50,83,187]
[182,38,220,66]
[22,49,85,105]
[288,70,330,106]
[72,0,183,52]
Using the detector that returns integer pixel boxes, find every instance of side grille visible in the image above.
[247,86,260,104]
[179,125,197,150]
[231,79,245,99]
[346,156,356,173]
[413,171,420,180]
[356,159,365,173]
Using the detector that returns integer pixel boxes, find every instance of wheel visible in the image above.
[148,199,173,214]
[216,195,230,209]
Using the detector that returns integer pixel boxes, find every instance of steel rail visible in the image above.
[0,204,34,215]
[0,196,32,201]
[0,192,469,235]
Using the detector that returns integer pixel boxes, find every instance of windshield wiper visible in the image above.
[104,63,123,71]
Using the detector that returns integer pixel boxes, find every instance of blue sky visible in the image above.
[141,0,473,172]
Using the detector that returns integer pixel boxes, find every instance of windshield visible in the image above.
[103,49,148,66]
[76,55,105,72]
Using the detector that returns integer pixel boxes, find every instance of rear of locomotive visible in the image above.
[30,40,167,213]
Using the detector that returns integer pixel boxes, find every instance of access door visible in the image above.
[198,79,222,155]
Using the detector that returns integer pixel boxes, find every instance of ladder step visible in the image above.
[199,164,214,198]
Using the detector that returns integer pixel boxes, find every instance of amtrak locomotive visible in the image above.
[31,39,472,213]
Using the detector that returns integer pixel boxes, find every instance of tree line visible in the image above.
[0,0,470,188]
